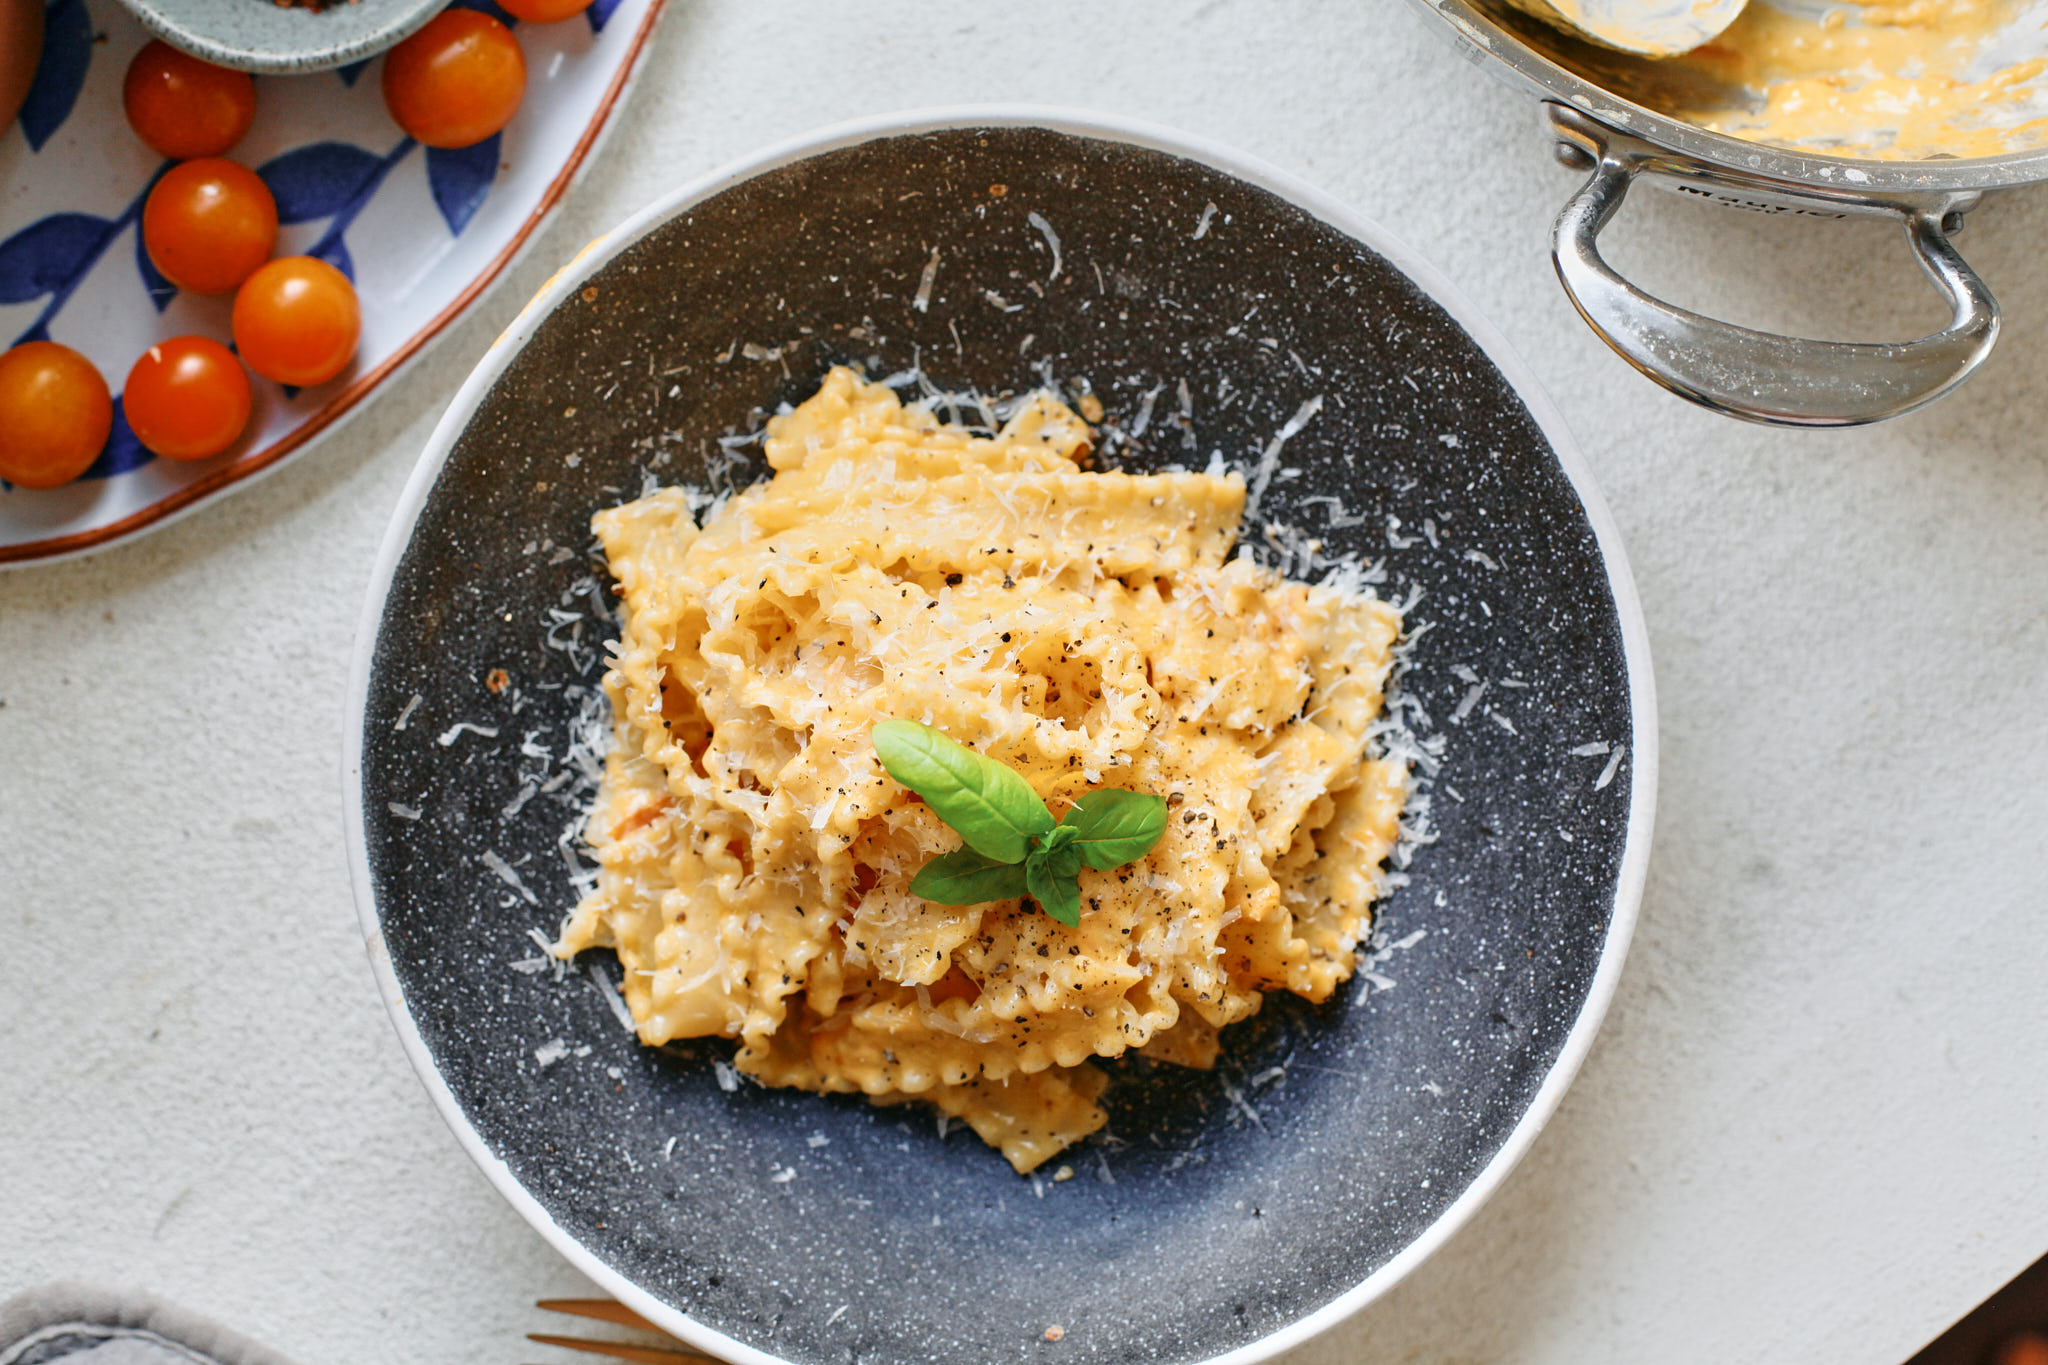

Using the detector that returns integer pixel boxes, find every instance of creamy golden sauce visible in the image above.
[559,368,1407,1173]
[1668,0,2048,159]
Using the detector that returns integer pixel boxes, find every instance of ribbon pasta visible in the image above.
[559,368,1406,1173]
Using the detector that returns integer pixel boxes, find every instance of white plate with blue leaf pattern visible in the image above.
[0,0,662,566]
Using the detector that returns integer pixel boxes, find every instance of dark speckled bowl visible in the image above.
[345,110,1656,1365]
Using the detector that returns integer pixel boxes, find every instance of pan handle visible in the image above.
[1545,104,1999,428]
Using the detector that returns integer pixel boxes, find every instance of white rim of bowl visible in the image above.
[342,103,1659,1365]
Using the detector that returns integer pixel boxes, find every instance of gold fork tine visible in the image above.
[526,1332,722,1364]
[537,1299,663,1332]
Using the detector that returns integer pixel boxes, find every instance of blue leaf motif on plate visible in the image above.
[135,223,176,312]
[450,0,518,24]
[426,136,499,237]
[260,142,389,225]
[312,234,355,282]
[0,213,112,305]
[80,398,154,482]
[18,0,93,152]
[586,0,623,32]
[336,58,371,87]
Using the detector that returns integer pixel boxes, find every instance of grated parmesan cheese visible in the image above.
[437,721,499,747]
[586,960,636,1033]
[533,367,1447,1177]
[482,850,538,905]
[1025,211,1062,282]
[1246,395,1324,516]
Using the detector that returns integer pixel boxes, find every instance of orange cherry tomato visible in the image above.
[0,342,113,489]
[497,0,591,23]
[232,256,361,388]
[123,41,257,159]
[142,158,278,296]
[122,336,253,461]
[381,9,526,150]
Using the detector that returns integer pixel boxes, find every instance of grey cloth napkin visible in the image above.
[0,1286,301,1365]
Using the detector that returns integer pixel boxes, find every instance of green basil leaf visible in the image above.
[1058,788,1170,870]
[873,721,1053,863]
[1039,822,1080,856]
[1044,843,1081,882]
[909,848,1032,906]
[1025,850,1082,928]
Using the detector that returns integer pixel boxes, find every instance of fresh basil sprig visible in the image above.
[870,719,1052,862]
[871,720,1168,928]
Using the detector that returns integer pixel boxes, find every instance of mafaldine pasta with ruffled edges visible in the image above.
[558,367,1406,1173]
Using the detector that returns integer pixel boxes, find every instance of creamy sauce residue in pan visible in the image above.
[1667,0,2048,160]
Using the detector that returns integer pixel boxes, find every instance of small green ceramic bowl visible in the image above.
[112,0,442,74]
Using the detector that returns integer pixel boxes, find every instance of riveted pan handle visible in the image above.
[1545,104,1999,428]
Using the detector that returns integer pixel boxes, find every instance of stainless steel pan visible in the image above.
[1409,0,2048,426]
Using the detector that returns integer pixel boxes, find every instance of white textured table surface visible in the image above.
[4,4,2045,1363]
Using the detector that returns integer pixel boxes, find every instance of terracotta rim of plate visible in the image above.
[0,0,666,569]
